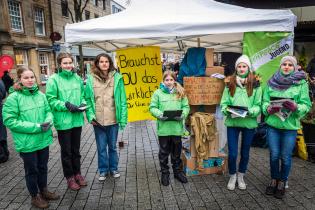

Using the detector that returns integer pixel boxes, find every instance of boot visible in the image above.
[274,181,285,199]
[265,179,277,195]
[161,173,170,186]
[31,194,49,209]
[237,172,246,190]
[67,176,80,191]
[174,172,188,183]
[74,173,87,186]
[41,188,60,200]
[227,174,237,190]
[1,141,9,157]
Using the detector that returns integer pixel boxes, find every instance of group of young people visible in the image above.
[1,52,310,208]
[2,52,128,208]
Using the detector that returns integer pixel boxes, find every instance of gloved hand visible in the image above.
[267,106,281,115]
[174,114,184,121]
[40,122,52,132]
[65,102,81,112]
[158,115,168,121]
[283,101,297,112]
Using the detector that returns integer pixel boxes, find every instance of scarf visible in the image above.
[268,69,306,91]
[160,83,176,94]
[236,76,247,88]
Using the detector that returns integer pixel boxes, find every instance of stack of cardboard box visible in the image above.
[182,48,227,176]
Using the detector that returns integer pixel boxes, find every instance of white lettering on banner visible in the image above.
[250,34,294,70]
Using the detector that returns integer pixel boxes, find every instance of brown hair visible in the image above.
[226,72,256,97]
[92,53,116,80]
[14,66,37,90]
[56,52,73,67]
[163,70,186,99]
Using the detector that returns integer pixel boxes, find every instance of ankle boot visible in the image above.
[237,172,246,190]
[161,173,170,186]
[174,172,188,183]
[274,181,285,199]
[31,194,49,209]
[67,176,80,191]
[74,173,87,186]
[265,179,277,195]
[41,188,60,200]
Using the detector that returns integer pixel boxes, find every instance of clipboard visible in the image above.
[163,110,183,121]
[227,105,248,111]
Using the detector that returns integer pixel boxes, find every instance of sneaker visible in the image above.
[161,173,170,186]
[265,179,277,195]
[67,176,80,191]
[274,181,285,199]
[111,171,121,178]
[174,172,188,183]
[99,173,107,182]
[74,174,87,186]
[41,188,60,200]
[227,174,237,190]
[237,172,246,190]
[285,181,289,189]
[31,194,49,209]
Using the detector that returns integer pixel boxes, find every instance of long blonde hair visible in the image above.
[163,70,186,99]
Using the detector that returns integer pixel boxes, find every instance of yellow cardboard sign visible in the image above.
[116,46,162,122]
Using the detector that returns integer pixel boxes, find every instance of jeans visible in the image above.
[227,127,255,175]
[93,124,119,174]
[57,127,82,178]
[267,126,297,181]
[158,135,182,174]
[20,146,49,197]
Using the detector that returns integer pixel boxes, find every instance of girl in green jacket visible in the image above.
[46,53,87,191]
[85,53,127,181]
[149,70,190,186]
[263,56,311,199]
[3,66,59,209]
[220,55,262,191]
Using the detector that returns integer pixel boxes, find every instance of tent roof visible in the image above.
[65,0,296,53]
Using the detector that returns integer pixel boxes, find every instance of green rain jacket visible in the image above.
[85,71,128,130]
[262,80,311,130]
[3,86,53,153]
[46,70,86,130]
[220,85,262,129]
[149,84,190,136]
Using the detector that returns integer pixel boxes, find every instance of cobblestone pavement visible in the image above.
[0,121,314,210]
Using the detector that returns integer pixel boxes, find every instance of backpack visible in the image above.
[251,122,268,148]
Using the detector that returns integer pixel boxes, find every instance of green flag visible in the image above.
[243,32,294,86]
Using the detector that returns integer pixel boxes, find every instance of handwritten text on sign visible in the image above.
[183,77,225,105]
[116,46,162,122]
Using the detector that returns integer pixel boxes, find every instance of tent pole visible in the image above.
[197,38,200,47]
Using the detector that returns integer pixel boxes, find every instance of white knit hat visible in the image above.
[280,56,298,71]
[235,55,252,71]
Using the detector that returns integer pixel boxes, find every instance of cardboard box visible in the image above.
[182,152,227,176]
[184,77,225,105]
[205,66,224,77]
[205,48,214,67]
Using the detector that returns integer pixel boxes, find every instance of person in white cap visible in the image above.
[263,55,311,199]
[220,55,262,191]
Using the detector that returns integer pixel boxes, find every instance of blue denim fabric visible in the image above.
[93,124,119,174]
[267,126,297,181]
[227,127,255,175]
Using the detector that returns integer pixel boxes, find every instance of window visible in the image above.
[15,50,28,66]
[61,0,68,17]
[102,0,106,10]
[34,8,45,36]
[92,0,98,6]
[112,5,121,14]
[8,0,23,32]
[39,53,50,84]
[94,13,99,18]
[85,10,90,20]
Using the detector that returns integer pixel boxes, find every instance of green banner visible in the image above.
[243,32,294,86]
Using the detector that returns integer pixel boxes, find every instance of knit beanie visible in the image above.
[235,55,252,72]
[280,56,298,71]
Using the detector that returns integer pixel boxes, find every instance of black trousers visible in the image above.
[20,146,49,197]
[57,127,82,178]
[158,136,182,174]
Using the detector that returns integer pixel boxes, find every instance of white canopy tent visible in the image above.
[65,0,297,53]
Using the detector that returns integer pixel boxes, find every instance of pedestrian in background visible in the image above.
[46,52,87,191]
[3,66,59,208]
[0,78,9,163]
[149,70,190,186]
[263,56,311,199]
[220,55,262,191]
[85,53,127,181]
